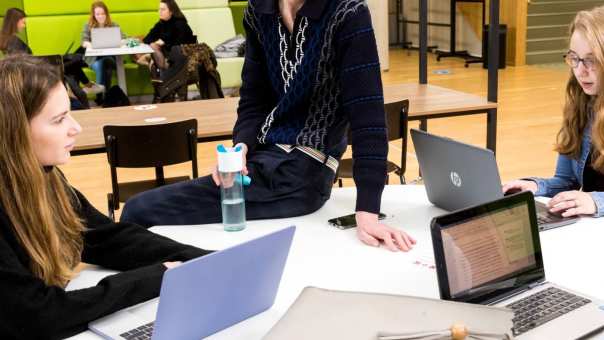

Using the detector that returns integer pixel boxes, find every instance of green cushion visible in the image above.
[217,57,243,88]
[22,0,157,16]
[229,1,247,36]
[183,8,235,49]
[26,15,87,54]
[179,0,228,9]
[111,12,157,38]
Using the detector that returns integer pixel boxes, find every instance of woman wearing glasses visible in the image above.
[503,6,604,218]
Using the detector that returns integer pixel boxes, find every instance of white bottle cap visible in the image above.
[217,147,243,172]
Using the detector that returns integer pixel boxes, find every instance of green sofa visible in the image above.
[8,0,244,96]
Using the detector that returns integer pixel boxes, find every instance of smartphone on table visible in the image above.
[328,212,387,230]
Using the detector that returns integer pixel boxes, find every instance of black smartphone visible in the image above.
[328,212,388,230]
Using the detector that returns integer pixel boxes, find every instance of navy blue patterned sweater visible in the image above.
[234,0,388,213]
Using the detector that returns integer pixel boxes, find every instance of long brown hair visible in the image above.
[556,6,604,172]
[0,8,26,52]
[0,55,85,287]
[88,1,113,29]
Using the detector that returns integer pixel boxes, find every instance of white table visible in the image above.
[84,44,153,95]
[67,185,604,339]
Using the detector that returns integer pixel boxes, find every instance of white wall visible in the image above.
[368,0,390,70]
[388,0,482,57]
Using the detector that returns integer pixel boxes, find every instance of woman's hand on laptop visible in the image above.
[502,180,538,194]
[355,211,416,252]
[163,261,182,269]
[547,190,596,217]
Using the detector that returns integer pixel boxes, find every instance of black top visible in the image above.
[143,16,196,54]
[0,188,210,339]
[583,150,604,192]
[5,36,32,55]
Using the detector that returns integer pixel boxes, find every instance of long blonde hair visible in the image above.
[556,6,604,172]
[0,55,85,287]
[88,1,113,29]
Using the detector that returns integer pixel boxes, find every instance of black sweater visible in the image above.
[0,189,210,339]
[143,16,196,54]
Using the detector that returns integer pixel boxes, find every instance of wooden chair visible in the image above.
[337,99,410,187]
[103,119,199,221]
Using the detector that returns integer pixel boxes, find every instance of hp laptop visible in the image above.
[91,27,122,49]
[89,226,296,340]
[410,128,579,231]
[431,192,604,339]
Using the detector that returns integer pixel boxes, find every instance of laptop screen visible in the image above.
[431,191,545,304]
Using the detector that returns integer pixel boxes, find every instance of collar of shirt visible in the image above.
[254,0,329,20]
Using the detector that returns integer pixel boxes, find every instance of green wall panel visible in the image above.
[180,0,228,10]
[23,0,157,16]
[229,1,246,36]
[1,0,24,17]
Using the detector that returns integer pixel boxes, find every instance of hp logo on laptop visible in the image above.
[450,171,462,187]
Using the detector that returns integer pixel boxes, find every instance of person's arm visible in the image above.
[74,189,211,270]
[172,20,195,46]
[530,154,580,197]
[590,192,604,217]
[81,23,92,48]
[143,21,161,45]
[0,233,168,339]
[6,36,32,55]
[232,8,274,152]
[336,5,387,214]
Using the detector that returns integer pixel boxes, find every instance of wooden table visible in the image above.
[71,84,497,168]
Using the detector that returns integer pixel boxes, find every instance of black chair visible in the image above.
[337,99,410,187]
[103,119,199,221]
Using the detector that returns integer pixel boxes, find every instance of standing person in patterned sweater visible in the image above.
[121,0,416,252]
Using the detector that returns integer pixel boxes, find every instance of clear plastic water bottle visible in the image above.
[217,145,250,232]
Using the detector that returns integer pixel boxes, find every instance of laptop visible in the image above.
[89,226,296,340]
[410,128,579,231]
[431,192,604,339]
[91,27,122,49]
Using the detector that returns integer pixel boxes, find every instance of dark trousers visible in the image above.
[120,145,336,227]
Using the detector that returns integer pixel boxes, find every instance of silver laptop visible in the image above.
[431,192,604,339]
[410,128,579,231]
[89,226,296,340]
[91,27,122,49]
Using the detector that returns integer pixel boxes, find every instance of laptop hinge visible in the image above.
[488,279,547,305]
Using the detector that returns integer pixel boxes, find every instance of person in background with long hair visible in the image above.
[503,6,604,218]
[81,1,123,101]
[0,55,210,339]
[0,8,30,55]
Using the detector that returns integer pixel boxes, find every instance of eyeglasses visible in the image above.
[564,53,596,70]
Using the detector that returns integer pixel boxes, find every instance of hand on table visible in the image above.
[355,211,416,252]
[547,190,596,217]
[502,180,538,194]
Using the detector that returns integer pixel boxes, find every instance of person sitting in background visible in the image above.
[81,1,123,103]
[143,0,195,71]
[0,55,211,339]
[503,6,604,218]
[0,7,104,109]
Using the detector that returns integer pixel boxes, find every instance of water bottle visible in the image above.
[217,145,250,232]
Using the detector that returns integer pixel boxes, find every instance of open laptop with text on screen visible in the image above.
[431,192,604,339]
[89,226,295,340]
[410,128,579,231]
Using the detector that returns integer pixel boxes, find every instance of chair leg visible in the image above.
[107,193,115,222]
[338,178,343,188]
[399,174,405,184]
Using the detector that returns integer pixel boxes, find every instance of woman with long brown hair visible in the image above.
[81,1,123,94]
[503,6,604,218]
[0,8,29,54]
[0,55,210,339]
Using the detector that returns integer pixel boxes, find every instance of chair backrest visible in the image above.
[384,99,410,142]
[103,119,198,170]
[346,99,410,144]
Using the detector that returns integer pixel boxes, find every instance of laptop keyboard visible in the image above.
[537,213,560,225]
[119,322,154,340]
[506,287,591,336]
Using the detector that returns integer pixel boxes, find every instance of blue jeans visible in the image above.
[120,145,336,227]
[91,56,116,88]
